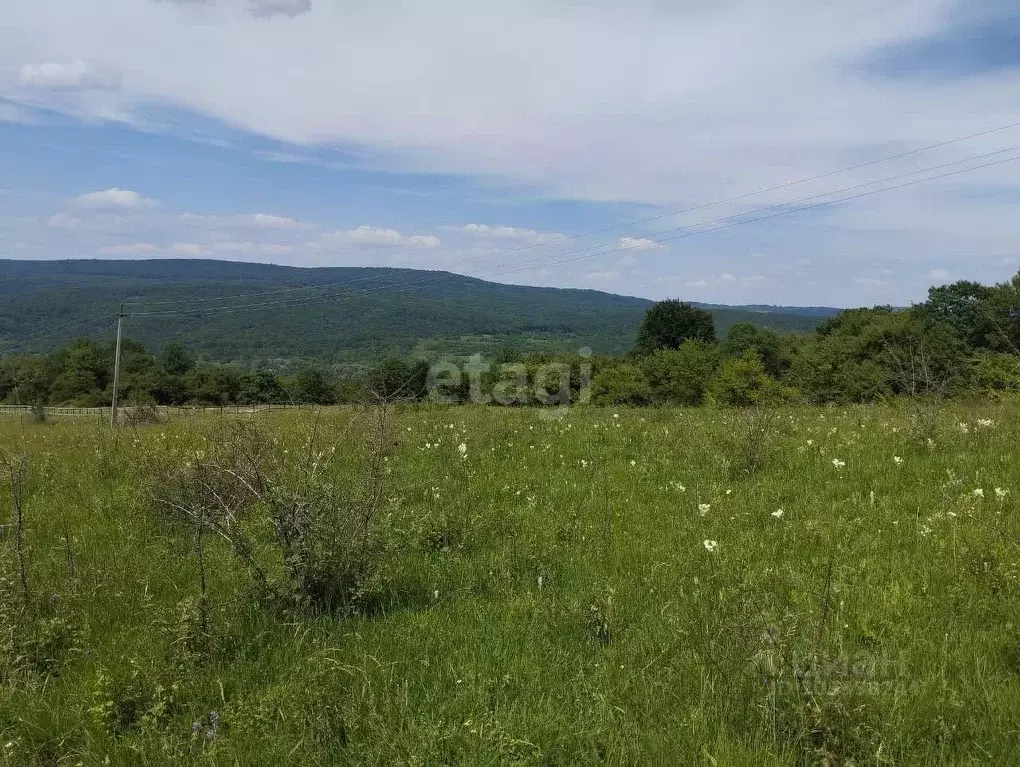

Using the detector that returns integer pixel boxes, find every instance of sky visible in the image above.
[1,0,1018,307]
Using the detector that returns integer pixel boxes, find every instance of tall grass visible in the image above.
[1,401,1019,764]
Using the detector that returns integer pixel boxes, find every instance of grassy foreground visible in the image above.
[2,402,1020,765]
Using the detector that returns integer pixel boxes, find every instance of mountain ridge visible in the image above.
[0,259,839,365]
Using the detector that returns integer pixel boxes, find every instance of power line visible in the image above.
[490,142,1020,274]
[121,118,1020,309]
[500,152,1020,276]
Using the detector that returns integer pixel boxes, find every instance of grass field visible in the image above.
[2,402,1020,765]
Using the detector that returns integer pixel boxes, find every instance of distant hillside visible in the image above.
[0,259,838,365]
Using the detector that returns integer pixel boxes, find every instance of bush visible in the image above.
[640,342,719,406]
[972,351,1020,394]
[710,353,799,407]
[591,364,652,406]
[148,414,394,614]
[124,402,165,427]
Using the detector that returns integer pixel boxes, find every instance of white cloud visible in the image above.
[47,213,83,229]
[927,268,953,282]
[407,234,441,248]
[75,188,159,210]
[19,60,119,90]
[618,236,663,252]
[335,225,440,248]
[461,223,564,245]
[179,212,309,230]
[249,213,303,229]
[5,0,996,211]
[720,273,737,282]
[99,242,155,255]
[684,279,708,288]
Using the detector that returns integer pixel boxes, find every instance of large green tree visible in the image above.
[634,300,715,355]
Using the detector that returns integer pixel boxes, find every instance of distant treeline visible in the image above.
[3,273,1019,408]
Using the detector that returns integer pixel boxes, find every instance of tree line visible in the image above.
[2,271,1019,409]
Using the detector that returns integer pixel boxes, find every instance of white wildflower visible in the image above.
[629,459,637,467]
[698,503,711,516]
[976,418,995,429]
[832,458,846,470]
[458,442,467,459]
[995,487,1009,499]
[703,540,719,553]
[893,456,903,465]
[973,488,984,498]
[772,509,785,519]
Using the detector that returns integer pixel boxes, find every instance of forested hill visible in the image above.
[0,259,837,365]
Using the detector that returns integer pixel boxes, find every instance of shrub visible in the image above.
[710,352,798,407]
[148,412,394,614]
[125,402,165,427]
[972,351,1020,394]
[640,341,719,405]
[591,364,652,406]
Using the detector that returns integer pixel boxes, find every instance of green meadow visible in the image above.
[2,403,1019,765]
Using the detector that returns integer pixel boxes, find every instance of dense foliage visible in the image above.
[594,271,1020,406]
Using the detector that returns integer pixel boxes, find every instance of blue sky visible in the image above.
[1,0,1018,307]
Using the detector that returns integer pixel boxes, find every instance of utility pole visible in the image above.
[110,305,125,427]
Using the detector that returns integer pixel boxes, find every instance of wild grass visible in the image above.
[1,401,1020,765]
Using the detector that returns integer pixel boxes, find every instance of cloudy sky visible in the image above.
[1,0,1018,307]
